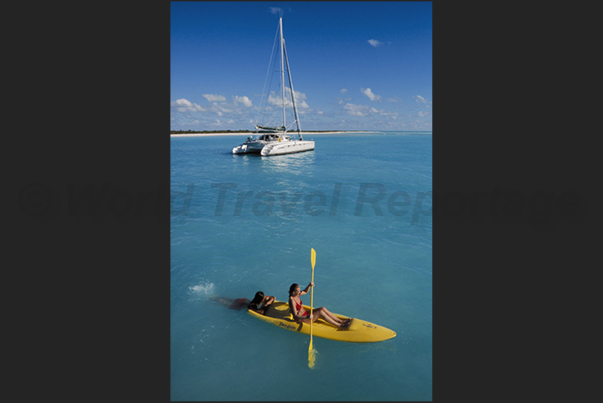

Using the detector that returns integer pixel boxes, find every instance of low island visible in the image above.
[170,130,371,137]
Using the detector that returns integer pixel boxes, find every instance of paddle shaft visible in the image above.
[310,248,316,320]
[308,248,317,368]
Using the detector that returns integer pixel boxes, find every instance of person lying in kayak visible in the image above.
[248,291,275,315]
[288,282,352,329]
[210,296,250,310]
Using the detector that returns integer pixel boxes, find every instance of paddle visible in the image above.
[308,248,317,369]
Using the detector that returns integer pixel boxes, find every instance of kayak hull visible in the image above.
[247,301,396,343]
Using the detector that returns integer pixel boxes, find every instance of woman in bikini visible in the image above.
[288,282,351,329]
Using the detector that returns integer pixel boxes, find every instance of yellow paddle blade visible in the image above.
[308,338,317,369]
[311,248,316,270]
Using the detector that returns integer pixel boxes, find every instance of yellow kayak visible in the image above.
[247,301,396,343]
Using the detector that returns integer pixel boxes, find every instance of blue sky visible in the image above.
[171,1,432,131]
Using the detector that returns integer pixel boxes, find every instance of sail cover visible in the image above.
[256,124,286,132]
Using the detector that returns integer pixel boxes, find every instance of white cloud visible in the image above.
[340,88,348,94]
[171,98,205,113]
[294,90,309,109]
[379,110,399,118]
[269,7,282,15]
[267,89,309,108]
[202,94,226,102]
[344,103,371,117]
[267,92,283,107]
[361,88,381,101]
[292,89,306,100]
[368,39,383,47]
[343,103,398,119]
[415,95,430,104]
[180,119,200,126]
[209,102,235,117]
[233,95,253,107]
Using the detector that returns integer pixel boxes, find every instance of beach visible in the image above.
[170,131,372,137]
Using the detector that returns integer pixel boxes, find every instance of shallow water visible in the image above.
[171,132,432,401]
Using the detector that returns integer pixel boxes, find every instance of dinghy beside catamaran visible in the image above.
[232,17,315,156]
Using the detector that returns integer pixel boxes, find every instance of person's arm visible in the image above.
[263,295,275,306]
[258,296,275,311]
[299,282,314,296]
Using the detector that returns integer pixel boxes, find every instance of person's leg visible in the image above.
[314,307,346,327]
[317,307,349,324]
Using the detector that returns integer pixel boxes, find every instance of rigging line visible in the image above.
[279,17,286,130]
[262,59,283,126]
[283,42,302,136]
[255,21,281,128]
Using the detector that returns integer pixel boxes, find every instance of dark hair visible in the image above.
[248,291,265,310]
[289,283,299,296]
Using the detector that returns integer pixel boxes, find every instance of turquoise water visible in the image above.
[170,132,432,401]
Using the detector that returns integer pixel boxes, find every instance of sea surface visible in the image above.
[170,132,432,401]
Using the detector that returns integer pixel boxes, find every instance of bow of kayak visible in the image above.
[247,301,396,343]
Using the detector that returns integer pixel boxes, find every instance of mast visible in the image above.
[283,45,302,139]
[279,17,286,132]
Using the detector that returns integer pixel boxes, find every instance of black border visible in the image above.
[433,0,595,401]
[9,1,170,401]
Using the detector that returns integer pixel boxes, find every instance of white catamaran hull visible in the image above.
[232,139,315,155]
[232,140,268,154]
[261,140,315,155]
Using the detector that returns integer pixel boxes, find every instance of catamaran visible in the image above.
[232,17,315,156]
